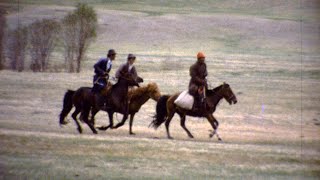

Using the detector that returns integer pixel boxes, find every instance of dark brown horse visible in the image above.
[150,83,237,140]
[91,82,161,134]
[59,74,139,134]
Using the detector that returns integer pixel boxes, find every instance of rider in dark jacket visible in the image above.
[189,52,208,111]
[115,54,143,84]
[92,49,116,93]
[92,49,116,110]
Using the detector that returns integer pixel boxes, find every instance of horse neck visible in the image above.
[112,79,129,100]
[207,92,224,109]
[130,88,151,105]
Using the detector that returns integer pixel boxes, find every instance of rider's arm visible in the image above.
[94,59,106,75]
[190,66,205,85]
[204,64,208,78]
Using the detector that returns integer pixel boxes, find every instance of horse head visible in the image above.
[146,82,161,101]
[211,82,237,105]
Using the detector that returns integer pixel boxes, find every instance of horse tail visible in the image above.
[150,95,170,129]
[59,90,75,125]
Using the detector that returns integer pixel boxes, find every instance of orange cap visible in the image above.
[197,52,205,59]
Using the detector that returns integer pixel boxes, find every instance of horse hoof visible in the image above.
[60,120,69,125]
[97,126,108,131]
[218,138,222,141]
[93,131,98,134]
[168,136,174,140]
[209,134,214,138]
[77,128,83,134]
[130,132,136,135]
[189,135,194,138]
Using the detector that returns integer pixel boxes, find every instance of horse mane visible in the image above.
[207,83,228,96]
[129,82,159,99]
[213,85,223,91]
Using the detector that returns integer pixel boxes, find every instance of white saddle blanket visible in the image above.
[174,90,194,110]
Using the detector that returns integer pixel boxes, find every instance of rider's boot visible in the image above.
[192,95,203,113]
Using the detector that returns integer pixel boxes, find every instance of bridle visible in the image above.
[226,94,235,102]
[212,86,234,102]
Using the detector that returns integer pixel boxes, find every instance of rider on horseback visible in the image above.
[189,52,208,112]
[92,49,116,109]
[115,53,143,84]
[93,49,116,91]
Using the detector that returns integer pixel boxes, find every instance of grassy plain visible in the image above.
[0,0,320,179]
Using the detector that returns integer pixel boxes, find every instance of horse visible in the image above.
[59,74,139,134]
[90,82,161,135]
[150,83,237,140]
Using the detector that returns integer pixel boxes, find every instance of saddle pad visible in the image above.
[174,90,194,110]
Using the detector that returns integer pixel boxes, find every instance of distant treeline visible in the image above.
[0,3,97,73]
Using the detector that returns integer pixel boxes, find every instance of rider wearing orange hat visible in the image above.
[189,52,208,112]
[197,52,205,59]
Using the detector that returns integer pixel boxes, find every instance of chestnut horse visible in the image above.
[150,83,237,140]
[93,82,161,134]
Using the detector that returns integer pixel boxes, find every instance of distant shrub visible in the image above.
[29,19,60,72]
[62,3,97,73]
[0,9,6,70]
[7,26,28,72]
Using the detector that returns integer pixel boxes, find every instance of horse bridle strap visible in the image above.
[214,89,234,101]
[227,94,235,101]
[119,76,134,82]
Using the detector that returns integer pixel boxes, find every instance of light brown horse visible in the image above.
[150,83,237,140]
[94,82,161,134]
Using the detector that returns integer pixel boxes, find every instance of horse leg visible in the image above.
[82,106,98,134]
[213,119,222,141]
[207,114,222,141]
[165,113,175,139]
[113,113,129,129]
[97,111,113,131]
[72,107,83,134]
[90,107,99,126]
[106,111,115,129]
[113,102,130,129]
[129,113,135,135]
[178,112,194,138]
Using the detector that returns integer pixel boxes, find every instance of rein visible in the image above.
[94,74,109,84]
[119,76,135,82]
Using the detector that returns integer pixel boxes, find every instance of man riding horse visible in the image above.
[92,49,116,110]
[189,52,208,112]
[93,49,116,90]
[115,53,143,84]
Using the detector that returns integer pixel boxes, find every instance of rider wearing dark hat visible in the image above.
[92,49,116,93]
[115,53,143,84]
[92,49,116,110]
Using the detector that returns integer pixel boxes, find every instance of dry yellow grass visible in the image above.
[1,1,320,179]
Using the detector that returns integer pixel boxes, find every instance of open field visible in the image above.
[1,0,320,179]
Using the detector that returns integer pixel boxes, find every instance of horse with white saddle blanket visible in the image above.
[150,82,237,140]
